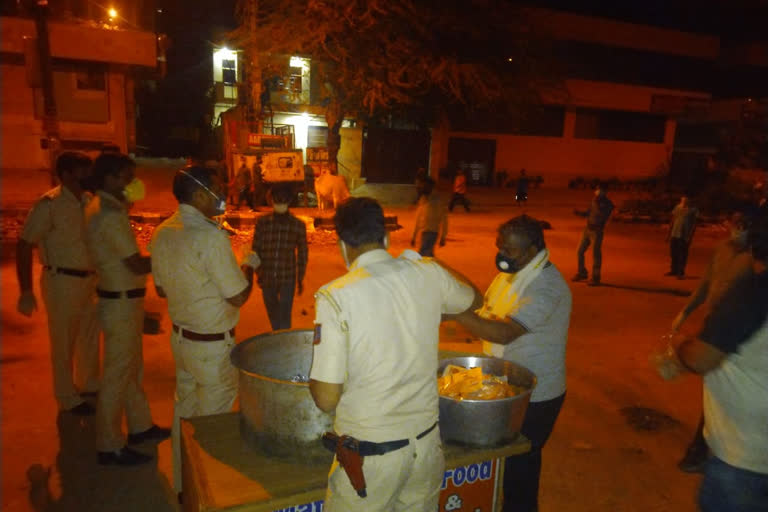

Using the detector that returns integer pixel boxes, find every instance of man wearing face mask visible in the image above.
[452,215,572,512]
[668,210,754,473]
[149,166,255,498]
[310,197,480,512]
[16,152,100,415]
[85,153,169,466]
[251,183,308,330]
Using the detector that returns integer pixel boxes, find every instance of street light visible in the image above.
[108,7,118,20]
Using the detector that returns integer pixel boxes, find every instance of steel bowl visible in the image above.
[230,329,333,463]
[438,356,537,447]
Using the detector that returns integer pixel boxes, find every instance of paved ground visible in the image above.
[1,181,724,511]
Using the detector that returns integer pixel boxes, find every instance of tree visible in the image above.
[232,0,562,171]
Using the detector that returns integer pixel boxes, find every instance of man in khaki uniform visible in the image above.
[16,152,100,415]
[85,153,169,466]
[150,166,256,495]
[310,197,480,512]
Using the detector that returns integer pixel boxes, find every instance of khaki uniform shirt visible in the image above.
[310,249,475,442]
[21,186,92,270]
[149,204,248,333]
[84,191,145,291]
[413,193,448,241]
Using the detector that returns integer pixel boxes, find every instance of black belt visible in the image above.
[44,266,95,278]
[172,324,235,342]
[350,422,438,457]
[96,288,146,299]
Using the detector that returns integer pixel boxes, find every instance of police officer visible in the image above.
[16,152,100,415]
[149,166,256,496]
[309,197,480,512]
[85,153,169,466]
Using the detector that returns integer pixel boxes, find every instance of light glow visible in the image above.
[108,7,118,19]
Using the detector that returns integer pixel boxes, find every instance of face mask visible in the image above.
[496,252,522,273]
[123,178,145,203]
[180,171,226,215]
[273,204,289,214]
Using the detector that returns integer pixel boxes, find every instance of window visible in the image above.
[75,69,106,91]
[222,59,236,85]
[307,126,328,148]
[574,108,666,143]
[288,66,303,93]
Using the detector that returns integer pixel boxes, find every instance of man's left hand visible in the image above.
[439,239,446,247]
[297,281,304,295]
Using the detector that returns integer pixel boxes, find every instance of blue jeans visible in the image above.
[418,231,439,257]
[261,282,295,331]
[699,456,768,512]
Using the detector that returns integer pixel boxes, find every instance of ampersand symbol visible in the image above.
[445,494,463,511]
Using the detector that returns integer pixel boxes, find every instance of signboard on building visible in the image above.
[650,95,710,116]
[248,133,290,149]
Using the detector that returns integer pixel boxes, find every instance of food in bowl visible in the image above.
[438,364,525,400]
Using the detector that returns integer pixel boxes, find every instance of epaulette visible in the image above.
[40,187,61,201]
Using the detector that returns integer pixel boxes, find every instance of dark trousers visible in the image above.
[238,189,253,209]
[576,228,604,280]
[670,237,690,276]
[418,231,439,257]
[503,393,565,512]
[261,282,295,331]
[449,193,470,212]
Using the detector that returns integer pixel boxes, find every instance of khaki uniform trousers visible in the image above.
[170,330,238,492]
[95,296,153,452]
[324,425,444,512]
[40,270,100,410]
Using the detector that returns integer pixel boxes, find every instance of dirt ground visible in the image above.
[1,181,724,511]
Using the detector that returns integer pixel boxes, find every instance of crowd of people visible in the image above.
[15,152,768,512]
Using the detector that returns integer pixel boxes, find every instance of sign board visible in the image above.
[307,147,330,162]
[650,95,710,116]
[248,133,290,149]
[269,459,500,512]
[233,151,304,182]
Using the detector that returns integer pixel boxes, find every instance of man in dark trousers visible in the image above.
[666,195,698,279]
[573,185,614,286]
[251,183,308,330]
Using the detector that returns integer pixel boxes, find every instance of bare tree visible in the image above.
[232,0,561,171]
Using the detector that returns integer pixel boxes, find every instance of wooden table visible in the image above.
[182,412,530,512]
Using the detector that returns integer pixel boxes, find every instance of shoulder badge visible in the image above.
[313,324,322,345]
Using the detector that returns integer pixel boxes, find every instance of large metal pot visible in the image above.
[230,329,333,463]
[438,356,536,447]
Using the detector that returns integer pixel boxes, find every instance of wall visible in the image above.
[0,64,128,170]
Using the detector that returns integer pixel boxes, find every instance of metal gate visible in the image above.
[361,127,430,184]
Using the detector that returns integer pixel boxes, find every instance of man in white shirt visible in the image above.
[150,166,256,497]
[310,197,480,512]
[16,152,100,415]
[453,214,572,512]
[657,211,768,512]
[85,153,169,466]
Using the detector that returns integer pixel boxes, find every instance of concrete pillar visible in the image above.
[664,118,677,147]
[563,110,576,139]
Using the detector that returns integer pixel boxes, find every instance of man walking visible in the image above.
[452,215,572,512]
[573,185,614,286]
[16,152,100,415]
[150,166,256,496]
[411,178,448,257]
[251,183,308,330]
[235,156,253,210]
[666,195,698,278]
[655,211,768,512]
[310,197,479,512]
[85,153,169,466]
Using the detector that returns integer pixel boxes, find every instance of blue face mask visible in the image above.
[496,252,522,273]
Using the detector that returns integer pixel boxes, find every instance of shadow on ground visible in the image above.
[25,412,175,512]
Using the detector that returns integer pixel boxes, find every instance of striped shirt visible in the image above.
[252,212,308,287]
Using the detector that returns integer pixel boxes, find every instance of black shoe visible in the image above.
[127,424,171,445]
[97,446,153,466]
[678,447,707,473]
[587,279,601,287]
[664,271,676,276]
[572,273,588,282]
[67,402,96,416]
